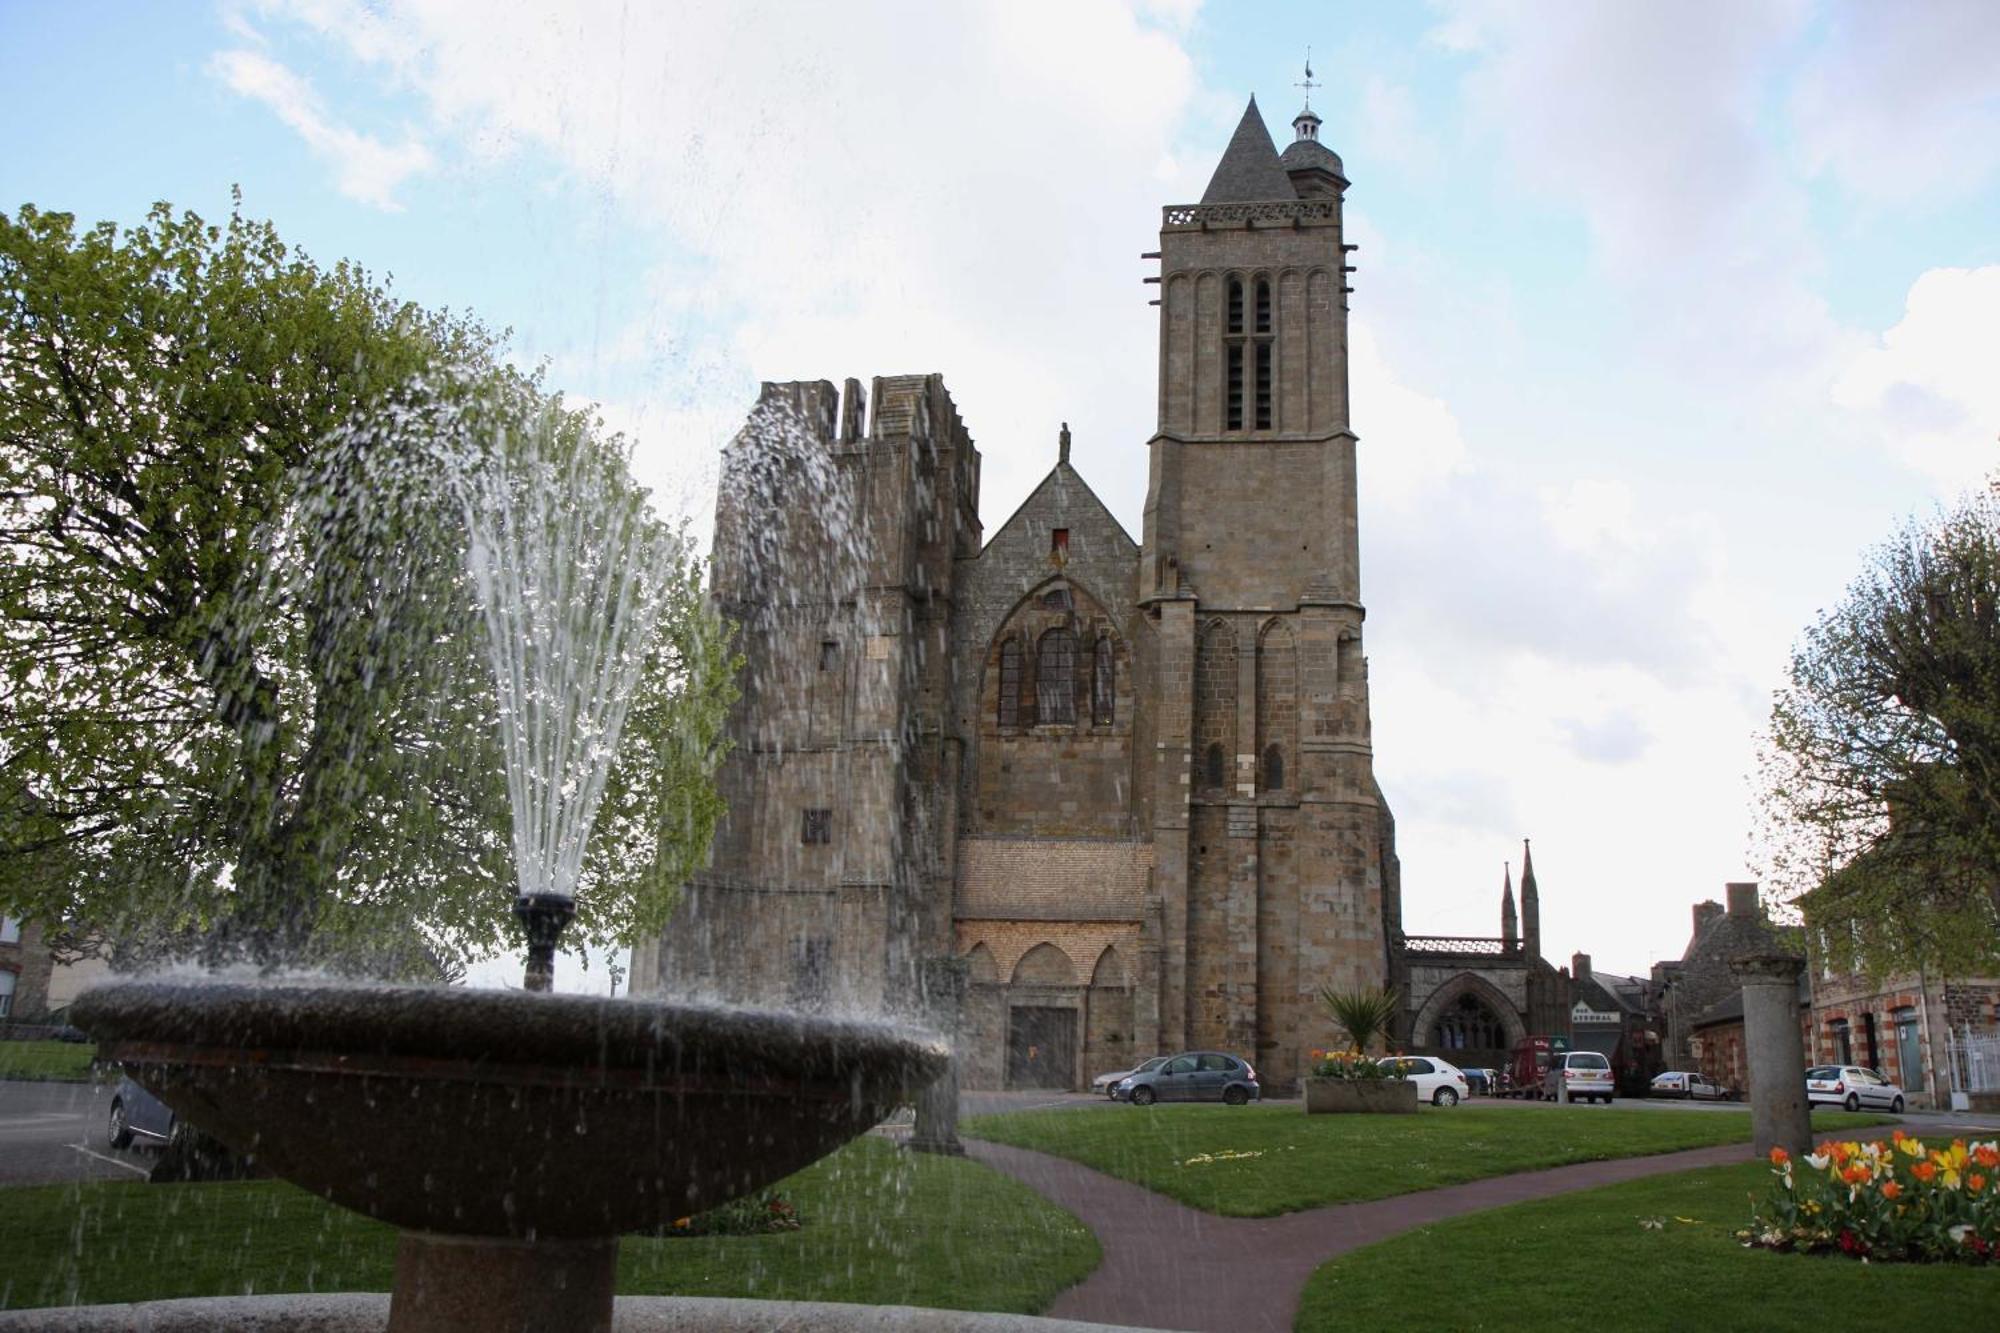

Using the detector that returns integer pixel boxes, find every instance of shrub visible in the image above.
[1307,1048,1403,1081]
[1318,985,1401,1056]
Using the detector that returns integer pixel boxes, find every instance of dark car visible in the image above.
[107,1074,176,1150]
[1115,1051,1260,1106]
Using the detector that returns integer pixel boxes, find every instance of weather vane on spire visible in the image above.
[1296,48,1319,111]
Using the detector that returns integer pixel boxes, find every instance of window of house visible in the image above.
[1830,1018,1852,1066]
[818,640,839,671]
[0,917,18,945]
[1092,635,1114,725]
[1036,628,1076,725]
[998,639,1023,728]
[801,808,832,845]
[0,969,14,1018]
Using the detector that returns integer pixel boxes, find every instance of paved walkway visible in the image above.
[966,1117,2000,1333]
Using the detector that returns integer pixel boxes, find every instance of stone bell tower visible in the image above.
[1139,94,1394,1086]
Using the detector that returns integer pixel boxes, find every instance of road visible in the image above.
[0,1079,155,1186]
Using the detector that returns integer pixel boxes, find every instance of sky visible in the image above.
[4,1,1998,988]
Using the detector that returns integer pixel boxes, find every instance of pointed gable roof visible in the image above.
[1201,97,1297,204]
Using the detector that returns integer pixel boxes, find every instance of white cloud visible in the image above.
[1790,2,2000,207]
[209,47,432,209]
[1832,265,2000,491]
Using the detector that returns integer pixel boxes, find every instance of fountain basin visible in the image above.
[73,979,946,1239]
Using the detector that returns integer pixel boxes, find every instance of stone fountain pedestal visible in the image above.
[72,979,946,1333]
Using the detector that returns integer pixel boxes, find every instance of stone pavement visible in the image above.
[965,1117,2000,1333]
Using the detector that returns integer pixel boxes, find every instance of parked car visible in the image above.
[1650,1070,1725,1101]
[1116,1051,1260,1106]
[1093,1055,1167,1098]
[1377,1055,1470,1106]
[1543,1050,1615,1104]
[1461,1066,1498,1095]
[107,1075,176,1150]
[1805,1065,1906,1113]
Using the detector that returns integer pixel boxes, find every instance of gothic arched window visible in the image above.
[1092,635,1115,725]
[997,639,1022,728]
[1036,628,1076,725]
[1264,743,1284,793]
[1225,277,1245,431]
[1433,992,1507,1051]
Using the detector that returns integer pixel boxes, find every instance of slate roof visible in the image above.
[1201,97,1299,203]
[1280,136,1345,181]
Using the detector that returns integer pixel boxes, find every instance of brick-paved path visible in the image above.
[966,1118,1999,1333]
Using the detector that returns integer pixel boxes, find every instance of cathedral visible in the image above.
[633,96,1405,1091]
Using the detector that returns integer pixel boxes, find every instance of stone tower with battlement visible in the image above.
[635,99,1398,1091]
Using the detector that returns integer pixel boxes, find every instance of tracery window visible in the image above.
[1092,635,1115,725]
[998,639,1023,728]
[1433,992,1506,1051]
[1036,628,1076,725]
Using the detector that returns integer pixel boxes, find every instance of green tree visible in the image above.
[1761,486,2000,976]
[0,200,735,975]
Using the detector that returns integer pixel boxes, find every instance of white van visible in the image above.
[1544,1050,1615,1104]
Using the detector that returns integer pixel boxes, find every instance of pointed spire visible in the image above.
[1520,838,1541,958]
[1201,97,1297,204]
[1501,863,1518,949]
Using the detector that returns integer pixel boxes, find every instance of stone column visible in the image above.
[907,956,967,1156]
[1731,953,1812,1162]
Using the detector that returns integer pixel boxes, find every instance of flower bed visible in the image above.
[1304,1049,1415,1113]
[1741,1132,2000,1263]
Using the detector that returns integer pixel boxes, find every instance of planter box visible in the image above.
[1305,1077,1419,1114]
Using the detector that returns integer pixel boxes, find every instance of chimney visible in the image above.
[1725,882,1760,921]
[1693,900,1724,935]
[1572,952,1592,983]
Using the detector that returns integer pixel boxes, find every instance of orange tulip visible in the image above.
[1769,1147,1790,1166]
[1971,1173,1988,1192]
[1974,1145,2000,1169]
[1912,1162,1937,1183]
[1881,1181,1902,1200]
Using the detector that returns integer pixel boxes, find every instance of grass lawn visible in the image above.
[1297,1159,2000,1331]
[0,1137,1097,1315]
[0,1040,96,1082]
[961,1105,1892,1217]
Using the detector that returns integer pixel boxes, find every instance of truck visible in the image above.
[1499,1034,1571,1099]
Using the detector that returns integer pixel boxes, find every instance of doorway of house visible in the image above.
[1007,1006,1076,1089]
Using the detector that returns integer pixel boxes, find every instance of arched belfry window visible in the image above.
[997,639,1023,728]
[1225,277,1246,432]
[1092,634,1115,725]
[1037,628,1076,725]
[1253,278,1274,429]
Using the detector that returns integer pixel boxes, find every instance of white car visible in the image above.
[1093,1056,1167,1098]
[1378,1055,1470,1106]
[1650,1070,1725,1101]
[1544,1050,1616,1104]
[1805,1065,1906,1113]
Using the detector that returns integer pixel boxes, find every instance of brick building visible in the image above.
[633,98,1401,1090]
[0,914,54,1023]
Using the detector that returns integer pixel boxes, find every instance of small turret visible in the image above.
[1501,864,1518,950]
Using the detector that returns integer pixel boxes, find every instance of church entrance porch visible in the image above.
[1007,1005,1078,1089]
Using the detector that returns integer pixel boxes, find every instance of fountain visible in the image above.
[52,385,951,1332]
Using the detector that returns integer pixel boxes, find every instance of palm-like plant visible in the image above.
[1319,984,1402,1056]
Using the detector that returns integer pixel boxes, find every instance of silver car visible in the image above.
[1116,1051,1260,1106]
[1805,1065,1905,1112]
[1093,1055,1167,1098]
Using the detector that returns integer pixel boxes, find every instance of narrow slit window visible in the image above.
[998,639,1022,728]
[1037,628,1076,725]
[1226,278,1244,334]
[819,640,839,671]
[1254,340,1272,430]
[1264,743,1284,792]
[1254,279,1272,333]
[1204,742,1226,790]
[1051,528,1069,557]
[801,808,832,845]
[1092,635,1115,725]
